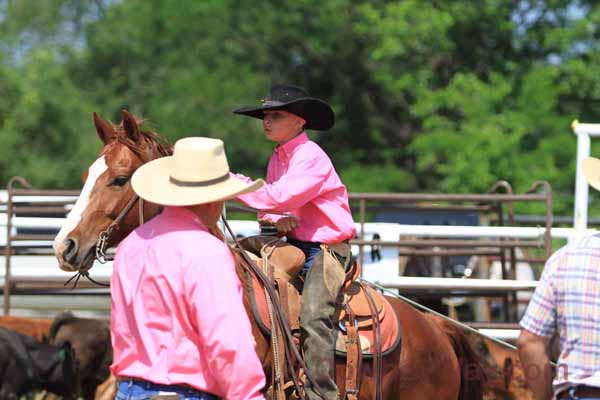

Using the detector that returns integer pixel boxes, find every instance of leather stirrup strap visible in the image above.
[344,304,361,400]
[138,197,145,224]
[275,277,290,327]
[361,283,383,400]
[262,253,285,400]
[274,277,293,384]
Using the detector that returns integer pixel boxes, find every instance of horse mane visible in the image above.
[103,116,173,161]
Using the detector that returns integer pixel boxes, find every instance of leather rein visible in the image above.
[221,217,328,400]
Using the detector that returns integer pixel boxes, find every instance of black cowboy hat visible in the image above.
[233,84,335,131]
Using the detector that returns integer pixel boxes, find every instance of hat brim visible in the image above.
[583,157,600,191]
[233,97,334,131]
[131,156,264,206]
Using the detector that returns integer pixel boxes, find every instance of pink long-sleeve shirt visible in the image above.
[236,132,356,244]
[110,206,265,400]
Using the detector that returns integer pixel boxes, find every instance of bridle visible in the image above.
[65,194,149,289]
[95,194,145,264]
[66,132,171,289]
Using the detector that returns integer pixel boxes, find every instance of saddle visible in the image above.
[239,236,400,352]
[237,236,401,396]
[239,235,306,280]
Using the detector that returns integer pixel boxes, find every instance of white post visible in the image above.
[574,120,590,233]
[572,120,600,234]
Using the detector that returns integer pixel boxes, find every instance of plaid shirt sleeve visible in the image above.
[520,249,560,337]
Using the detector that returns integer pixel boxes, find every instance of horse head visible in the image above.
[53,110,171,272]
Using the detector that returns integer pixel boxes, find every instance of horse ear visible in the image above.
[93,112,116,144]
[121,109,141,142]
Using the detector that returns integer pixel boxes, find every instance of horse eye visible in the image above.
[112,176,129,187]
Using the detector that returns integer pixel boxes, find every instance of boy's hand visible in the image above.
[275,216,299,233]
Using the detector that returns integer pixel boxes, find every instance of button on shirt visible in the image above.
[235,132,356,244]
[110,207,265,400]
[520,233,600,394]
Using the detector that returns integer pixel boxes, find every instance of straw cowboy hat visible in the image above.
[582,157,600,191]
[132,137,264,206]
[233,84,335,131]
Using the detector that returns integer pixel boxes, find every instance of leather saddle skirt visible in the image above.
[335,282,401,357]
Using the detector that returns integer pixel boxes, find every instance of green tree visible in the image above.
[1,0,600,218]
[0,49,96,187]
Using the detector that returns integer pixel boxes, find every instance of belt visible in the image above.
[557,386,600,399]
[288,238,350,246]
[287,238,351,256]
[287,238,321,247]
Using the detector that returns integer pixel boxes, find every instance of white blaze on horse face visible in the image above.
[53,156,108,261]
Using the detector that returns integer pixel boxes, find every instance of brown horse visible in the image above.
[54,110,486,399]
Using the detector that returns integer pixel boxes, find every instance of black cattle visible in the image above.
[0,327,78,399]
[49,312,112,400]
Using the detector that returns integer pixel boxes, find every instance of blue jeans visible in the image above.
[116,378,219,400]
[287,238,322,275]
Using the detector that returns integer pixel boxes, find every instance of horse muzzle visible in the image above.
[56,237,95,272]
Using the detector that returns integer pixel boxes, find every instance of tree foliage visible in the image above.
[1,0,600,215]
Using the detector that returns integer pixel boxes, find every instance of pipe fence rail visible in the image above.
[2,177,556,335]
[347,180,553,322]
[1,177,82,315]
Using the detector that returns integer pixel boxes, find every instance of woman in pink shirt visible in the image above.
[232,84,355,400]
[112,137,266,400]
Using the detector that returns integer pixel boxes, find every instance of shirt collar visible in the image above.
[161,206,207,230]
[276,132,308,160]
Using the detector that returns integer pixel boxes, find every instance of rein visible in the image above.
[367,280,558,367]
[222,216,327,400]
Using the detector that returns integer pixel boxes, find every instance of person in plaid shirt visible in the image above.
[518,156,600,400]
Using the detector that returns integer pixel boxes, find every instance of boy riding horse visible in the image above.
[232,84,356,400]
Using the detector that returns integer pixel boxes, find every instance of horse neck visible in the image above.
[208,225,225,241]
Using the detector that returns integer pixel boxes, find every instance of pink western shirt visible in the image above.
[235,132,356,244]
[110,206,265,400]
